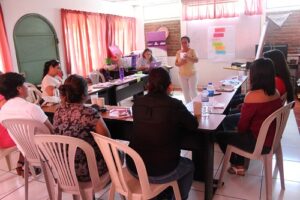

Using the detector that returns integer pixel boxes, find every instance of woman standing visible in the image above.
[175,36,199,103]
[41,59,62,97]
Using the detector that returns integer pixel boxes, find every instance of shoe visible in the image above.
[227,166,245,176]
[16,161,24,177]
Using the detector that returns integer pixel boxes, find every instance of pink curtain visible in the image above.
[106,15,136,55]
[0,5,13,73]
[182,0,263,20]
[182,0,240,21]
[244,0,263,16]
[61,9,136,76]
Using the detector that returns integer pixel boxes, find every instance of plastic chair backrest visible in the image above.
[25,84,42,104]
[34,135,101,193]
[2,119,51,165]
[280,92,287,104]
[252,102,294,156]
[92,133,152,196]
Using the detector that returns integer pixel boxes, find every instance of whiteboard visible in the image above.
[186,15,261,60]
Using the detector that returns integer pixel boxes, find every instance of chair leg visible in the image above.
[172,182,182,200]
[24,160,29,200]
[109,184,116,200]
[218,147,232,188]
[41,162,56,200]
[5,155,12,171]
[275,147,285,189]
[82,188,94,200]
[56,186,62,200]
[263,155,273,200]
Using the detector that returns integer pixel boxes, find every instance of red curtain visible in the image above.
[0,5,13,73]
[244,0,263,16]
[61,9,136,76]
[182,0,240,20]
[106,15,136,56]
[182,0,263,21]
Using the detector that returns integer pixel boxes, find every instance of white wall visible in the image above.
[1,0,141,73]
[133,6,145,50]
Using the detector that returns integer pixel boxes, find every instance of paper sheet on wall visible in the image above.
[208,26,235,62]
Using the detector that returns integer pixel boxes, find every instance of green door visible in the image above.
[14,14,59,84]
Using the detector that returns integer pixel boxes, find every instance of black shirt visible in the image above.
[127,93,198,176]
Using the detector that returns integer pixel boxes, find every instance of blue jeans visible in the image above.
[129,157,194,200]
[148,157,194,200]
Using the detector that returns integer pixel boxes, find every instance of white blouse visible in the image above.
[41,74,61,97]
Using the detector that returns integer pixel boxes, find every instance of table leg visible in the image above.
[204,136,214,200]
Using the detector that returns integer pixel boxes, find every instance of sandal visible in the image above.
[227,166,245,176]
[16,161,24,177]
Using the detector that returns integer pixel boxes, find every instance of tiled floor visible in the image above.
[0,92,299,200]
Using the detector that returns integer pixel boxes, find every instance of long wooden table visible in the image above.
[87,74,148,105]
[42,76,247,200]
[42,103,224,200]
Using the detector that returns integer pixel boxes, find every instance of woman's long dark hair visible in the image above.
[43,60,60,78]
[147,67,171,94]
[250,58,276,96]
[142,48,154,62]
[263,49,294,102]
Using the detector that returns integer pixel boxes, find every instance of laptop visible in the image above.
[149,61,162,69]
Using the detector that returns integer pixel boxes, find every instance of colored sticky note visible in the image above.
[213,42,223,47]
[215,46,225,51]
[213,33,224,38]
[215,27,225,32]
[216,50,226,55]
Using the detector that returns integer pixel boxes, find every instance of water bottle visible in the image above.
[119,66,124,81]
[201,89,209,117]
[207,82,215,97]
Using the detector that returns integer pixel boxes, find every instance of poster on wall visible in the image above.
[146,31,168,65]
[208,26,236,62]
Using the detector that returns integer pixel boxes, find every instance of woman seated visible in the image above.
[127,67,198,200]
[0,94,15,148]
[217,58,282,176]
[136,48,157,73]
[229,49,293,113]
[41,59,62,97]
[0,72,53,176]
[53,75,110,182]
[263,49,294,103]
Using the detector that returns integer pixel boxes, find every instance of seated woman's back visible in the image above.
[238,58,283,148]
[53,75,109,182]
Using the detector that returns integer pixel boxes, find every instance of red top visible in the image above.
[0,123,15,148]
[275,76,286,96]
[238,98,282,147]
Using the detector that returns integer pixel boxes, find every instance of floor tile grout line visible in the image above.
[0,184,25,200]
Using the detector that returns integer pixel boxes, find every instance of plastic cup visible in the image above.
[193,101,202,116]
[96,97,105,107]
[90,94,98,105]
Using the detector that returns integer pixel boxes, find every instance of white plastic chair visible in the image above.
[218,101,294,200]
[34,134,110,200]
[280,92,287,105]
[0,146,18,171]
[25,83,42,104]
[2,119,54,200]
[92,132,182,200]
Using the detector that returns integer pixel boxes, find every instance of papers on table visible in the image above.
[109,108,131,118]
